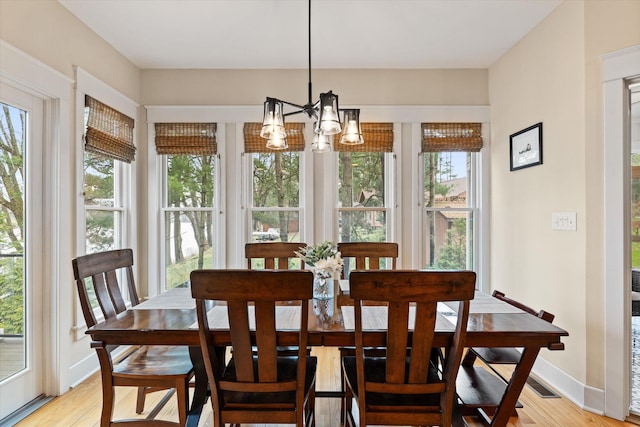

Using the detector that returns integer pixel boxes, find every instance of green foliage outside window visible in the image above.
[84,153,116,252]
[432,218,467,270]
[251,152,299,242]
[338,152,386,243]
[164,154,216,287]
[424,152,473,270]
[0,103,25,335]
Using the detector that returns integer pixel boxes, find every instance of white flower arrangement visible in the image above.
[295,241,344,278]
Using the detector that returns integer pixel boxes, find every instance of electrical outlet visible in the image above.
[551,212,577,231]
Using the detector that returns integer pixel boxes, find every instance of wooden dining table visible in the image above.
[86,282,568,427]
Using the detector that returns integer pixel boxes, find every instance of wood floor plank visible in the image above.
[15,347,638,426]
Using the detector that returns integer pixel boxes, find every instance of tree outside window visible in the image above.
[338,151,386,243]
[0,103,25,337]
[164,154,216,289]
[423,151,474,270]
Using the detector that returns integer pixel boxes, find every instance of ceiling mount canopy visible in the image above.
[260,0,363,152]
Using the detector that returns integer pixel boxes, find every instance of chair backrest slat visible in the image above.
[245,242,306,270]
[337,242,398,278]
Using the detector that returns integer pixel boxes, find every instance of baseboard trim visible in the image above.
[532,355,605,415]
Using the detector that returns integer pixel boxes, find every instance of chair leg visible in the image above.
[136,386,146,414]
[100,385,115,427]
[340,349,352,425]
[343,381,354,426]
[176,378,190,427]
[461,349,477,367]
[340,356,345,424]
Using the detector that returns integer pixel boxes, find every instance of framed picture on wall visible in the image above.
[510,122,543,171]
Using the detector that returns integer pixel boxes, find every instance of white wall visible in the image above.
[489,0,640,415]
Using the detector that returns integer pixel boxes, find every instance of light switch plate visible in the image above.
[551,212,577,231]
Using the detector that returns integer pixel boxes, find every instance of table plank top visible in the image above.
[88,286,568,349]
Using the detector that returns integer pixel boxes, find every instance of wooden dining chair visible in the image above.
[245,242,307,270]
[190,269,317,427]
[73,249,194,426]
[336,242,399,420]
[462,290,555,373]
[457,290,555,420]
[341,270,476,427]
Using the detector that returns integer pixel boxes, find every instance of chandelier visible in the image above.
[260,0,363,152]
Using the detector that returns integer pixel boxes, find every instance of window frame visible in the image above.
[415,119,489,290]
[421,151,479,271]
[336,150,397,244]
[146,108,227,296]
[158,151,222,291]
[244,149,305,245]
[74,67,138,334]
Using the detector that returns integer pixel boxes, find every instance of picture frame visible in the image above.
[510,122,543,171]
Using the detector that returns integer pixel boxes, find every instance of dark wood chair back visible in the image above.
[191,269,316,427]
[344,270,476,427]
[72,249,193,426]
[245,242,306,270]
[492,290,555,323]
[72,248,139,328]
[337,242,398,278]
[459,289,557,412]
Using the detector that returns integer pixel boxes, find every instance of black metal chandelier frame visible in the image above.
[260,0,363,150]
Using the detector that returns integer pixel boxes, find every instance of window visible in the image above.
[245,123,303,243]
[157,123,218,289]
[422,123,482,270]
[244,123,304,268]
[74,68,137,334]
[82,95,135,254]
[337,123,394,244]
[83,152,123,252]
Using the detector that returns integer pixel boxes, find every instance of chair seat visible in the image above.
[342,356,441,407]
[471,347,522,365]
[115,345,194,378]
[221,356,317,405]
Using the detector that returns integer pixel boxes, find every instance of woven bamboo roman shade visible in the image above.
[155,123,217,155]
[244,122,305,152]
[421,123,483,152]
[84,95,136,163]
[334,123,394,152]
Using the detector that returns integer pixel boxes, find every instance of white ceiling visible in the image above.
[58,0,562,70]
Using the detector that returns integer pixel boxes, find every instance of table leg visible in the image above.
[490,346,541,427]
[186,345,209,427]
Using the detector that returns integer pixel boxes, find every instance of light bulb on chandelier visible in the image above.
[260,0,363,150]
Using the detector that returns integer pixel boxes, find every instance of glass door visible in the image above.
[0,83,44,419]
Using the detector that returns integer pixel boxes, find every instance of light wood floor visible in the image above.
[15,347,638,427]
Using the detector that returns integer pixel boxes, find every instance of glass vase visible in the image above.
[313,270,334,300]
